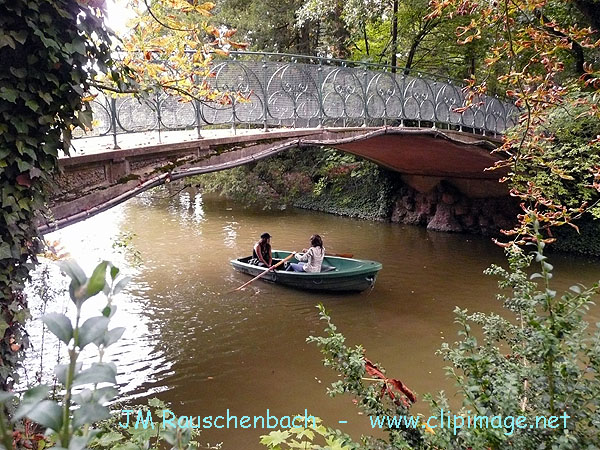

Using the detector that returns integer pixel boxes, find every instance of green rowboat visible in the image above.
[230,250,382,292]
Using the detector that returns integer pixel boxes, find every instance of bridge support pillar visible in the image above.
[108,158,130,183]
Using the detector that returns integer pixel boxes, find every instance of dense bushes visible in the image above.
[196,147,400,219]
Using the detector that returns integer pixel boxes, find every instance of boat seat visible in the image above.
[320,265,336,272]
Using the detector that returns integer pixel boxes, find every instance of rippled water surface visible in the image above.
[28,186,600,448]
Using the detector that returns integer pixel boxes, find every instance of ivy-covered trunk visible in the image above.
[0,0,117,389]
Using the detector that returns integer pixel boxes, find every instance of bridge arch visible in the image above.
[43,127,505,233]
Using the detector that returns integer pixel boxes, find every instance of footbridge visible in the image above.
[43,52,516,232]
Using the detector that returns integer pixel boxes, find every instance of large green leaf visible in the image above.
[78,316,109,349]
[95,327,125,348]
[73,362,117,387]
[72,403,109,428]
[85,261,108,298]
[58,259,87,286]
[15,385,50,418]
[27,400,63,432]
[42,313,73,344]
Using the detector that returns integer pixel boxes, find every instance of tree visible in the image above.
[426,0,600,239]
[99,0,247,102]
[286,228,600,449]
[297,0,385,59]
[213,0,318,54]
[259,1,600,449]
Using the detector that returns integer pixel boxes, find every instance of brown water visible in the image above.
[30,186,600,448]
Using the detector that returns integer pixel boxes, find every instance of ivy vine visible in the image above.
[0,0,121,388]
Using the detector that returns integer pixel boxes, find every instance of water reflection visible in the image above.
[25,185,600,448]
[24,204,169,401]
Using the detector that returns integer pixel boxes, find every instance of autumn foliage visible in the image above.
[426,0,600,242]
[104,0,248,103]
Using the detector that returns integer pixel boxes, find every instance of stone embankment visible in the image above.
[390,181,518,235]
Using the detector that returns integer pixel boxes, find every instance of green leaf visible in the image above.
[39,91,54,105]
[42,313,73,344]
[99,327,125,347]
[102,304,117,318]
[148,397,165,408]
[110,266,120,280]
[86,261,108,298]
[324,435,352,450]
[72,403,110,428]
[0,242,11,260]
[55,362,82,385]
[73,386,118,405]
[78,316,109,349]
[9,67,26,78]
[93,432,123,447]
[260,430,291,448]
[77,107,93,130]
[58,259,87,286]
[14,385,51,420]
[0,34,15,49]
[0,87,18,103]
[73,362,117,386]
[25,99,39,112]
[112,443,140,450]
[16,158,32,172]
[113,276,131,295]
[62,127,72,152]
[11,30,27,45]
[27,400,63,431]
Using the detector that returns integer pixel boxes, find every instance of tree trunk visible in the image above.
[391,0,398,72]
[330,1,351,58]
[404,40,417,75]
[402,20,439,75]
[573,0,600,32]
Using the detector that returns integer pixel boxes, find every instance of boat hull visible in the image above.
[230,251,382,292]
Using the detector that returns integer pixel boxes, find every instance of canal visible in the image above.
[28,185,600,448]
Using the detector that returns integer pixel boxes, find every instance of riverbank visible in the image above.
[194,146,600,255]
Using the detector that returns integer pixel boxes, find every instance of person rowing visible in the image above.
[251,232,273,267]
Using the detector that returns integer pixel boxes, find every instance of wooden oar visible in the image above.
[233,253,296,291]
[329,252,353,258]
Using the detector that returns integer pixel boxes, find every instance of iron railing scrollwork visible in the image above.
[73,51,518,148]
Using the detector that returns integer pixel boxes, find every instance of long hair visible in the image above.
[259,237,271,251]
[310,234,323,249]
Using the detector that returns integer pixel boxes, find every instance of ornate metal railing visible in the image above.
[75,51,518,148]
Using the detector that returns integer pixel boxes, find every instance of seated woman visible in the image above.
[287,234,325,272]
[251,232,272,267]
